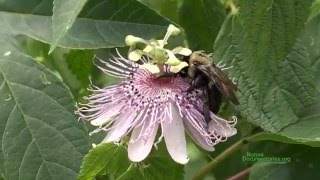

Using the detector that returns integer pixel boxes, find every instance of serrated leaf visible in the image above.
[214,0,318,132]
[117,166,144,180]
[64,50,93,88]
[0,36,90,179]
[277,101,320,146]
[178,0,226,51]
[78,143,130,180]
[79,141,184,180]
[50,0,89,53]
[245,9,320,146]
[300,10,320,90]
[0,0,172,49]
[238,100,320,147]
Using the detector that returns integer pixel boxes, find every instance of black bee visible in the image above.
[180,51,239,121]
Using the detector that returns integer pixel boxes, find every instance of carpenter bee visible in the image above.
[180,51,239,121]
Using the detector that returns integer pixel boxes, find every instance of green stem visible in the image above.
[192,133,262,180]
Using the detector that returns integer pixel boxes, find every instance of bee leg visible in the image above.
[187,74,204,93]
[203,90,211,123]
[208,84,222,114]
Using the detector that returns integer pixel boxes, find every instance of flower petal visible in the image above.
[209,114,237,137]
[128,50,142,61]
[102,109,135,143]
[128,123,159,162]
[169,61,188,73]
[90,105,122,126]
[209,120,237,137]
[172,46,192,56]
[183,119,215,151]
[163,103,189,164]
[140,63,160,74]
[166,50,182,66]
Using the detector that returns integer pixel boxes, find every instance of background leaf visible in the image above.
[300,6,320,90]
[79,141,184,180]
[0,35,90,179]
[178,0,226,51]
[78,143,130,180]
[214,0,318,132]
[64,50,93,89]
[277,101,320,146]
[249,145,320,180]
[21,38,94,101]
[0,0,173,49]
[50,0,89,53]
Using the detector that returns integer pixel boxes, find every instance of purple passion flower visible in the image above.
[76,53,237,164]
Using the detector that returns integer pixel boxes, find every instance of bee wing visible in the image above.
[196,64,240,105]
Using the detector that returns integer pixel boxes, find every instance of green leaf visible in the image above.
[300,9,320,90]
[247,9,320,146]
[249,145,320,180]
[239,101,320,147]
[78,143,130,180]
[0,0,172,49]
[118,142,184,180]
[214,0,318,132]
[0,35,90,179]
[79,141,184,180]
[50,0,88,53]
[0,0,52,15]
[140,143,184,180]
[64,50,93,88]
[21,38,93,101]
[244,8,320,146]
[277,101,320,146]
[310,0,320,18]
[179,0,226,51]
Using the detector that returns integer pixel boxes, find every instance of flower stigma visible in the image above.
[125,24,191,75]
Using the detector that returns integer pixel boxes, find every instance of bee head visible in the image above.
[189,52,211,67]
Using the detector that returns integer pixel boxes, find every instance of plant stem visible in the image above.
[192,134,262,180]
[227,167,250,180]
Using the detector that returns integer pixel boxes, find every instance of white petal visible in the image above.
[102,109,134,143]
[143,45,153,53]
[128,123,159,162]
[166,50,181,66]
[208,120,237,137]
[90,105,122,126]
[128,51,142,61]
[163,103,189,164]
[172,47,192,56]
[140,63,160,74]
[169,62,188,73]
[183,119,215,151]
